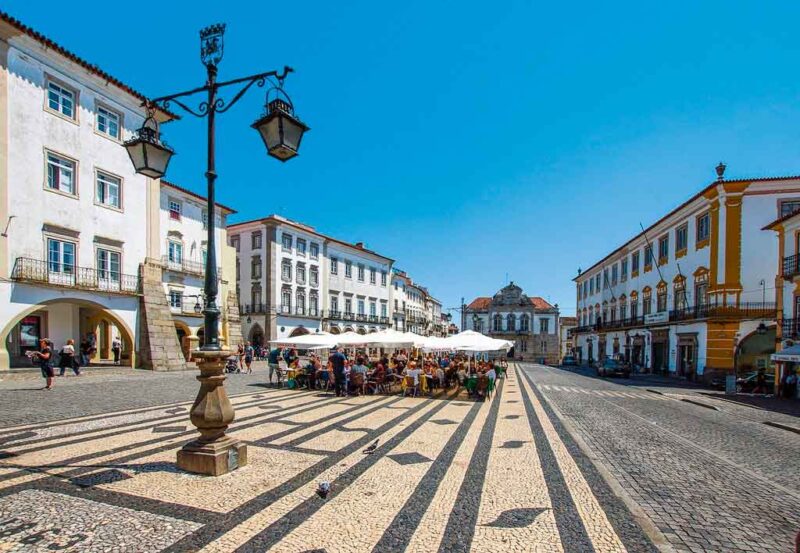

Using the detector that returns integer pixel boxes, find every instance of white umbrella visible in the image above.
[448,330,513,352]
[269,331,339,349]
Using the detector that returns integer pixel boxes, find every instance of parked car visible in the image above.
[597,358,630,378]
[736,371,775,393]
[561,356,577,366]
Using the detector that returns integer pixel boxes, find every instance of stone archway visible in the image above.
[735,325,776,376]
[357,327,367,335]
[174,321,192,361]
[289,326,310,338]
[329,326,341,335]
[1,298,136,370]
[248,323,264,346]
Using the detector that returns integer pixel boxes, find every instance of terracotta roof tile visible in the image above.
[466,297,491,310]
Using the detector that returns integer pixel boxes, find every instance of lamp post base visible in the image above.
[176,349,248,476]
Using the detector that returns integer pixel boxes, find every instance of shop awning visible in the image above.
[771,344,800,362]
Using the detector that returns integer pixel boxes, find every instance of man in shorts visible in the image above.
[268,346,282,385]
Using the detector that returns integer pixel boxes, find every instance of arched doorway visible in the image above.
[329,326,341,335]
[344,327,354,333]
[289,326,310,338]
[1,298,136,369]
[735,326,776,376]
[248,323,264,346]
[174,322,191,361]
[196,327,205,348]
[357,327,366,335]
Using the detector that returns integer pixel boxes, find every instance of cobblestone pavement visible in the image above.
[523,363,800,553]
[0,365,659,552]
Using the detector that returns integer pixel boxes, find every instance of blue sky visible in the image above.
[9,1,800,316]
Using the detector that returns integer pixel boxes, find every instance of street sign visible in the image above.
[644,312,669,325]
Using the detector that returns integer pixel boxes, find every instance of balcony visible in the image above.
[161,255,211,277]
[239,303,267,315]
[328,309,342,319]
[782,318,800,339]
[12,257,140,295]
[670,302,776,322]
[783,255,800,280]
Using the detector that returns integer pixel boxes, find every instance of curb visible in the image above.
[528,367,676,553]
[763,421,800,435]
[679,398,719,411]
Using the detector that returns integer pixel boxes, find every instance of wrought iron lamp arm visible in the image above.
[148,66,293,118]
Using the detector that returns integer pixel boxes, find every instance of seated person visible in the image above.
[405,361,422,386]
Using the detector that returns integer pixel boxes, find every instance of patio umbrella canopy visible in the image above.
[269,331,339,350]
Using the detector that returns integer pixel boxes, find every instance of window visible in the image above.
[357,264,365,281]
[370,302,377,317]
[96,106,120,139]
[202,249,207,266]
[632,251,640,274]
[589,278,594,295]
[96,249,120,282]
[296,291,305,314]
[381,271,387,286]
[202,211,208,230]
[47,80,76,119]
[696,213,710,243]
[621,259,628,281]
[358,299,365,315]
[603,269,609,289]
[345,260,353,278]
[230,235,239,251]
[281,259,292,281]
[595,274,600,291]
[644,245,653,268]
[330,295,339,313]
[309,242,319,259]
[331,257,339,275]
[297,263,306,284]
[370,267,376,284]
[46,152,76,195]
[168,241,183,264]
[674,283,687,311]
[251,256,262,279]
[630,298,639,319]
[235,259,240,280]
[169,290,182,309]
[168,200,181,221]
[507,314,516,331]
[296,238,306,256]
[619,301,627,320]
[611,264,618,285]
[520,314,530,331]
[345,298,353,315]
[780,199,800,218]
[676,224,688,253]
[493,314,502,332]
[282,233,292,251]
[47,238,75,274]
[281,289,291,312]
[695,281,708,307]
[657,288,668,312]
[658,235,669,262]
[540,318,549,333]
[310,265,319,286]
[252,232,262,250]
[310,293,319,315]
[96,171,121,209]
[381,303,388,318]
[583,281,588,297]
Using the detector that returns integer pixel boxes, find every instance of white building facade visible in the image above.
[230,215,393,344]
[0,14,171,369]
[465,283,560,364]
[573,168,795,383]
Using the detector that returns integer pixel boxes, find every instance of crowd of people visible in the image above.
[248,345,509,401]
[28,333,118,390]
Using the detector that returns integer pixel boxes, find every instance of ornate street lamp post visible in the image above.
[125,23,307,476]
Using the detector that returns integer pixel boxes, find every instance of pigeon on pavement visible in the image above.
[362,439,379,454]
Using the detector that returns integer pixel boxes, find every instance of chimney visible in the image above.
[355,241,364,249]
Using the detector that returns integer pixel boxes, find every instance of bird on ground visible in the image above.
[362,439,379,454]
[316,481,331,499]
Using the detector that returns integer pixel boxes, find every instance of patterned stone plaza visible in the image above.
[0,365,658,553]
[0,364,797,552]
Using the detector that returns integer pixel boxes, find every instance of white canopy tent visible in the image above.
[420,330,513,353]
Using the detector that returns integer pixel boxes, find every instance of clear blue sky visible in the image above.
[9,1,800,316]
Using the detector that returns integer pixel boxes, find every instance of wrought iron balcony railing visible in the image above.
[160,255,221,277]
[783,255,800,280]
[781,318,800,339]
[12,257,139,295]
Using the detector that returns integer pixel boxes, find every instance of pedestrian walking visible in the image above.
[58,339,80,376]
[329,347,347,397]
[111,337,122,366]
[783,368,797,400]
[268,346,282,385]
[244,342,254,374]
[237,343,245,370]
[29,338,54,390]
